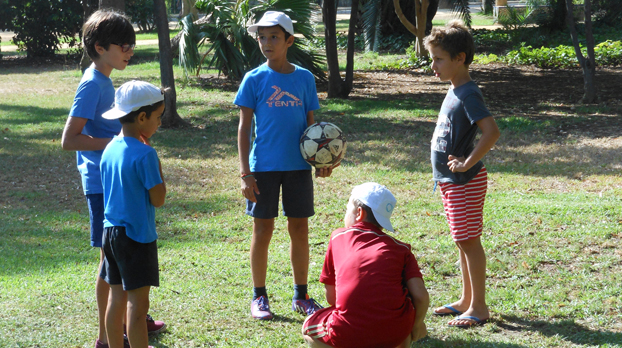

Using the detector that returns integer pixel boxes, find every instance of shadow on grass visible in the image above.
[499,315,622,346]
[421,336,528,347]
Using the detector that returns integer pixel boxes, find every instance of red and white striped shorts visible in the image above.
[439,166,488,242]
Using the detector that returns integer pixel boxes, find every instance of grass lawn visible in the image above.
[1,44,622,348]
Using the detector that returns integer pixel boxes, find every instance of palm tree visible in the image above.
[178,0,325,81]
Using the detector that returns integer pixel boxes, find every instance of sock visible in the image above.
[253,286,267,300]
[293,284,308,300]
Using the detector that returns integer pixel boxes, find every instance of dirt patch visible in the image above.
[326,64,622,139]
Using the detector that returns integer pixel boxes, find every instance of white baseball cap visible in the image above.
[102,80,164,120]
[350,182,397,232]
[247,11,295,36]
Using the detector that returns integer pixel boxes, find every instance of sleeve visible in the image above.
[233,72,256,110]
[462,92,491,125]
[319,240,336,285]
[305,72,320,113]
[404,249,423,280]
[69,80,101,120]
[137,148,163,190]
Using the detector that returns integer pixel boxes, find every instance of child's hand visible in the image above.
[411,322,427,342]
[447,155,468,173]
[315,162,340,178]
[241,175,260,202]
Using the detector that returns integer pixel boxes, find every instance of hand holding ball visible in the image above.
[300,122,346,169]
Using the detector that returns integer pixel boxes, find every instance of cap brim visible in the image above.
[102,108,128,120]
[374,213,394,232]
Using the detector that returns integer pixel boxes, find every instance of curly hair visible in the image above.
[423,20,475,66]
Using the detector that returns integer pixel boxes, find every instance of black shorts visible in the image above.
[100,226,159,291]
[246,170,314,219]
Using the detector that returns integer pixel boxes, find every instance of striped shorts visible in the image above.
[439,166,488,242]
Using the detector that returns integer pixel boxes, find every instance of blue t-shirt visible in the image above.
[233,63,320,172]
[69,67,121,195]
[431,81,491,184]
[101,137,163,243]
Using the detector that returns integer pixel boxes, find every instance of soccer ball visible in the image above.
[299,122,346,168]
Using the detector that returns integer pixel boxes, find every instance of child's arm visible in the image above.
[324,284,336,307]
[406,277,429,342]
[447,116,500,173]
[238,106,260,202]
[149,160,167,207]
[61,117,114,151]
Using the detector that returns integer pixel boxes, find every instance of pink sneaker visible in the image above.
[146,314,166,335]
[250,295,273,320]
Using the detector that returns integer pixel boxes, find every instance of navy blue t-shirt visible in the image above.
[431,81,491,184]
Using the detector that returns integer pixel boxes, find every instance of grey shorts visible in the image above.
[245,170,314,219]
[100,226,159,291]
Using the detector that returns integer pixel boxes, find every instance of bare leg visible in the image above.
[449,237,489,325]
[126,286,151,348]
[96,248,110,343]
[287,217,309,286]
[250,218,275,287]
[105,284,127,348]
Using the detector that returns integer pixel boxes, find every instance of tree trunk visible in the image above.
[154,0,187,127]
[343,0,360,97]
[99,0,125,11]
[180,0,198,19]
[323,0,344,98]
[565,0,596,103]
[80,0,100,73]
[323,0,359,99]
[394,0,428,57]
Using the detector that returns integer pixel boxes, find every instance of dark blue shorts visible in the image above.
[86,194,104,248]
[100,226,159,291]
[246,170,314,219]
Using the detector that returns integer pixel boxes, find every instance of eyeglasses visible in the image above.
[112,43,136,52]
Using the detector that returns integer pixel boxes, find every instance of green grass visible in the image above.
[432,12,497,27]
[1,52,622,348]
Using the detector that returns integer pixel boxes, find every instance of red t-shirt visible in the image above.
[319,221,423,348]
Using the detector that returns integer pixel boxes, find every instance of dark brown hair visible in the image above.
[424,20,475,66]
[82,9,136,60]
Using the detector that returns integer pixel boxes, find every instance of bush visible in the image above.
[127,0,156,32]
[502,41,622,68]
[0,0,83,58]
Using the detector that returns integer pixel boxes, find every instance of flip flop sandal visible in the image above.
[448,315,489,328]
[432,304,463,316]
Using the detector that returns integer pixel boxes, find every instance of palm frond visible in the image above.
[178,14,202,78]
[361,0,382,52]
[288,41,327,82]
[451,0,473,28]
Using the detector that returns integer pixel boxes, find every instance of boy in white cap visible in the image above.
[302,183,429,348]
[99,80,167,348]
[235,10,336,320]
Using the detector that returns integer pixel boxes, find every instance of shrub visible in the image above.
[0,0,83,58]
[127,0,156,32]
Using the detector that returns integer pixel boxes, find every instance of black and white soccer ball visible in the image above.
[299,122,346,168]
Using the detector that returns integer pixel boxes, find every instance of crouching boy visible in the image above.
[302,183,429,348]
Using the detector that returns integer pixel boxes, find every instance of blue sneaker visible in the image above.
[251,295,273,320]
[292,296,323,316]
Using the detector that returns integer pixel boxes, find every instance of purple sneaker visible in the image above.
[292,296,323,316]
[251,295,273,320]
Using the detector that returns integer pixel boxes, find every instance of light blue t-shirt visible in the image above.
[69,67,121,195]
[233,63,320,172]
[101,137,163,244]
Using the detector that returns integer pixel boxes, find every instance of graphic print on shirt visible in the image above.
[266,85,303,107]
[432,113,450,153]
